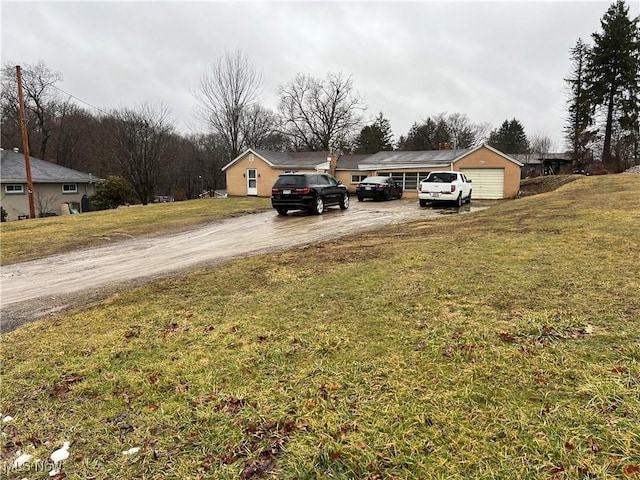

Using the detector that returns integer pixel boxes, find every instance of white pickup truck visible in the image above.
[417,171,472,207]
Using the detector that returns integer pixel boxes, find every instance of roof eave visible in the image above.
[357,163,452,171]
[221,148,275,171]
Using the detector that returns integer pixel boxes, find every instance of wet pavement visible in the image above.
[0,199,488,331]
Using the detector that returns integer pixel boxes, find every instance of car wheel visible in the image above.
[313,196,325,215]
[397,191,403,199]
[276,208,288,216]
[419,199,428,207]
[339,193,350,210]
[456,194,463,207]
[466,191,472,204]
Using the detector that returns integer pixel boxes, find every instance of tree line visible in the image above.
[1,1,637,205]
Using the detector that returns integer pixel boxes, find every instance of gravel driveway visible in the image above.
[0,199,486,332]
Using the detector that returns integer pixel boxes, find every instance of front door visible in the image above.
[247,169,258,196]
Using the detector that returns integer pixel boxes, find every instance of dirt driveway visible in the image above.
[0,199,487,332]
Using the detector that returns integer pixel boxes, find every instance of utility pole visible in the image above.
[16,65,36,219]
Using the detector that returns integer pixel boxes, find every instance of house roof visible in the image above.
[222,148,334,171]
[358,149,469,171]
[222,145,523,173]
[1,149,96,183]
[511,152,574,165]
[357,144,523,171]
[335,154,370,170]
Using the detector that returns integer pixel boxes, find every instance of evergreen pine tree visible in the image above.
[397,117,450,151]
[586,0,639,166]
[354,112,394,153]
[487,119,529,153]
[564,38,595,164]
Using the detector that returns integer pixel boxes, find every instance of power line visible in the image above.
[50,84,110,116]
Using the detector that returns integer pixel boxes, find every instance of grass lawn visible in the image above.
[1,175,639,479]
[0,196,272,265]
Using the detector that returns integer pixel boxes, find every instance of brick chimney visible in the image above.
[328,152,339,177]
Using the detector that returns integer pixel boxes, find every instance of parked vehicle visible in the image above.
[271,173,349,215]
[356,176,403,201]
[417,171,472,207]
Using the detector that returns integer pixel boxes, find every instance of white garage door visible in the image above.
[460,168,504,199]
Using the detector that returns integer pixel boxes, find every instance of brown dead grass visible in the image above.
[519,174,578,196]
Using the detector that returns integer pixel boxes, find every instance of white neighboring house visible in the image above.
[1,148,100,221]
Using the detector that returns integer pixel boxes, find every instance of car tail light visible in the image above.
[451,185,456,193]
[272,188,279,194]
[295,187,311,194]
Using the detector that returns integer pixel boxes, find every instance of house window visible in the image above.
[5,184,24,194]
[62,184,78,194]
[388,172,423,190]
[351,174,368,184]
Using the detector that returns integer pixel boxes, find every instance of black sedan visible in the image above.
[356,176,403,201]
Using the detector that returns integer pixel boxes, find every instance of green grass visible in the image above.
[1,175,639,478]
[0,196,272,265]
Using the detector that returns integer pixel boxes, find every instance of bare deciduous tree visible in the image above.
[278,72,366,151]
[194,50,263,160]
[34,190,57,217]
[1,61,65,160]
[107,103,175,205]
[530,133,553,156]
[240,104,279,150]
[445,113,491,148]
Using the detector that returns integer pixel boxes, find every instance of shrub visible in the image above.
[90,176,136,210]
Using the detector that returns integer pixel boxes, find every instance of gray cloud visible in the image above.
[2,1,633,151]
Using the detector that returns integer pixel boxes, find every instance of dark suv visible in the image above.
[271,173,350,215]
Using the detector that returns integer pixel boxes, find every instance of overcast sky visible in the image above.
[2,1,636,151]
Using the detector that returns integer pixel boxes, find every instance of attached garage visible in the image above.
[459,168,504,199]
[454,145,522,199]
[354,145,523,199]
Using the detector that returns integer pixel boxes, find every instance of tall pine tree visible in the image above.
[354,112,394,153]
[565,38,595,164]
[586,0,639,166]
[487,119,530,154]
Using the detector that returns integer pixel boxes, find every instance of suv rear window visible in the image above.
[274,175,307,188]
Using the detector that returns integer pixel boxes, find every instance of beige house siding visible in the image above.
[225,153,269,197]
[2,182,97,221]
[334,171,362,193]
[225,151,318,197]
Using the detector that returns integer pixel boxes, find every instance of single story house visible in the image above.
[1,148,99,221]
[223,144,522,200]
